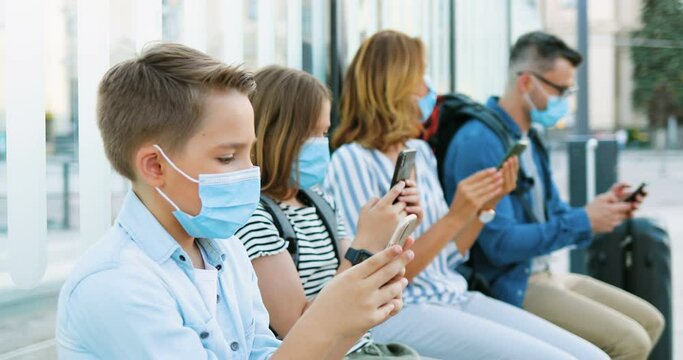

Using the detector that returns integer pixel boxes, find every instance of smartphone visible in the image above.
[390,148,417,189]
[624,182,647,203]
[497,139,529,170]
[386,214,418,248]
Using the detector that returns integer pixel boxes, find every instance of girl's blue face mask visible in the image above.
[525,77,569,128]
[154,145,261,240]
[292,137,330,189]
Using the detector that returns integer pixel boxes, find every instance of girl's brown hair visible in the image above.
[250,66,331,200]
[332,30,425,151]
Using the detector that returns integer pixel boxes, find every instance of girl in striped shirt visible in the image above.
[236,66,429,359]
[325,30,607,360]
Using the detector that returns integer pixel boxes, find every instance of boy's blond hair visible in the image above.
[97,43,255,180]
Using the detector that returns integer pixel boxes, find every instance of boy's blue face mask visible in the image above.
[525,78,569,128]
[418,78,437,123]
[154,145,261,240]
[293,137,330,189]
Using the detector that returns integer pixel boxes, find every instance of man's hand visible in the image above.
[585,191,632,234]
[611,182,646,217]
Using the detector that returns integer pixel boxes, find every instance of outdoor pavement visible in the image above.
[0,148,681,359]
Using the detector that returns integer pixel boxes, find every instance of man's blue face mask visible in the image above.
[524,76,570,128]
[154,145,261,240]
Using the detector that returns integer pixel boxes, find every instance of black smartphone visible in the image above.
[624,182,647,203]
[390,148,417,192]
[497,139,529,170]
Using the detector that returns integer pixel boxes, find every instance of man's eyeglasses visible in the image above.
[518,71,578,98]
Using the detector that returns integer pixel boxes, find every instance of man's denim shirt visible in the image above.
[57,191,280,359]
[442,96,593,307]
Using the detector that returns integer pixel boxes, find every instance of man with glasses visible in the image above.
[441,31,664,360]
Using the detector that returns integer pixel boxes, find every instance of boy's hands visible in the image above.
[307,245,414,338]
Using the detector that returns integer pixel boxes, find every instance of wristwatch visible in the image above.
[344,247,374,266]
[478,209,496,224]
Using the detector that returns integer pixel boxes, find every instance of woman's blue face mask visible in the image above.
[418,77,437,123]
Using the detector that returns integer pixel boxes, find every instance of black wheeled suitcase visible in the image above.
[587,217,672,360]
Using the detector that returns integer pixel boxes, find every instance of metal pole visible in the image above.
[63,161,70,229]
[449,0,456,92]
[576,0,589,135]
[570,0,591,273]
[329,0,343,132]
[506,0,512,48]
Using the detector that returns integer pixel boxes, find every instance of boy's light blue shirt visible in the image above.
[56,190,280,359]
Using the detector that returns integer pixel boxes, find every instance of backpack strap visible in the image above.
[299,189,342,264]
[259,194,300,265]
[259,191,342,267]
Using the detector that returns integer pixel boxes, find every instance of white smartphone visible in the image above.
[386,214,418,248]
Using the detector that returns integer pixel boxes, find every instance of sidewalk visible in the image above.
[553,149,683,359]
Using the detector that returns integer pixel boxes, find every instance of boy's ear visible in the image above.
[134,145,165,188]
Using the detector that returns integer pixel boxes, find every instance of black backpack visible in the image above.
[422,93,513,186]
[259,189,342,267]
[421,93,547,296]
[421,92,547,223]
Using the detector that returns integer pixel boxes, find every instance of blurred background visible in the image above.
[0,0,681,359]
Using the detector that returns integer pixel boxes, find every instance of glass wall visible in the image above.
[0,0,542,357]
[0,0,545,290]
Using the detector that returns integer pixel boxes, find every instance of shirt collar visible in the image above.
[486,96,524,138]
[197,238,228,269]
[116,190,227,267]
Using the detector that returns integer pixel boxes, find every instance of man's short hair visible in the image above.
[507,31,582,85]
[97,43,255,180]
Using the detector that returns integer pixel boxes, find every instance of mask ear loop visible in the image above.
[529,76,553,101]
[153,144,199,184]
[155,187,181,211]
[152,144,199,212]
[523,92,538,111]
[525,75,553,112]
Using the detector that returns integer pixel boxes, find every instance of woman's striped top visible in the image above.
[324,139,470,305]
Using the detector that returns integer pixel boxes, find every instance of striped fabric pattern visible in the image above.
[324,139,470,305]
[235,187,371,353]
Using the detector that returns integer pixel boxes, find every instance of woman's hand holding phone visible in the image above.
[354,182,408,254]
[483,156,520,210]
[398,179,424,225]
[448,168,503,223]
